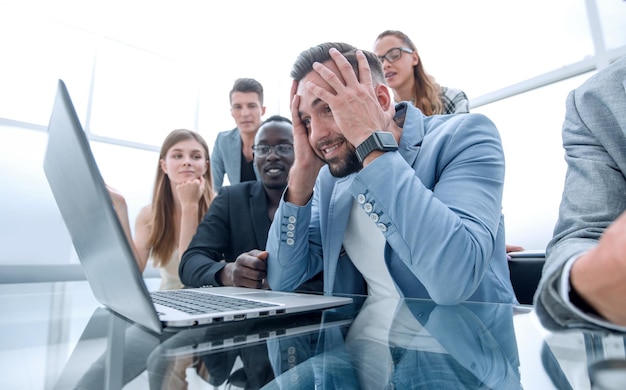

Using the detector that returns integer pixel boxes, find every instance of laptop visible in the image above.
[43,79,352,335]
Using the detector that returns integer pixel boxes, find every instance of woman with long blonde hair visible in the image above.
[110,129,215,290]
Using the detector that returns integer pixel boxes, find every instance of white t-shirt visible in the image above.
[343,200,399,297]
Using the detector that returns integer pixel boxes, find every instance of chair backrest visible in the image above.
[507,250,546,305]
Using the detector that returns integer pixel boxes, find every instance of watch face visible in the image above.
[376,132,397,148]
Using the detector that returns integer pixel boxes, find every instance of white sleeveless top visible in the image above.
[150,248,183,290]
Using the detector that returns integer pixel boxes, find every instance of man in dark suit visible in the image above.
[178,115,322,389]
[180,115,321,291]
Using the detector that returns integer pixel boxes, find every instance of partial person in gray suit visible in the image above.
[211,78,266,192]
[535,55,626,333]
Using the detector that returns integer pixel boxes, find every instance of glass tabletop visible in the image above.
[1,280,624,389]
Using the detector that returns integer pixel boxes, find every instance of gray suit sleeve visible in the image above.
[211,134,226,192]
[535,57,626,333]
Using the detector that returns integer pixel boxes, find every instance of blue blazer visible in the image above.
[211,128,260,192]
[267,103,516,304]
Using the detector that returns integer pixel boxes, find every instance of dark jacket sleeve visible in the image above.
[179,181,323,291]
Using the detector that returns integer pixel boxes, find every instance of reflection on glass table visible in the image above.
[2,281,625,390]
[264,295,522,389]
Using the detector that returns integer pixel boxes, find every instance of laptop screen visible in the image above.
[44,79,163,333]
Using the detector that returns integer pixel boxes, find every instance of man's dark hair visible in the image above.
[262,115,292,126]
[256,115,293,146]
[230,78,264,104]
[290,42,385,85]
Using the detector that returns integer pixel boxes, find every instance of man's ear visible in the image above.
[376,83,392,111]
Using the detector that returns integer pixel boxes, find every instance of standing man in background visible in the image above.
[211,78,266,192]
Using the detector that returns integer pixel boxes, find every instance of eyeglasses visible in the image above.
[252,144,294,158]
[377,47,413,64]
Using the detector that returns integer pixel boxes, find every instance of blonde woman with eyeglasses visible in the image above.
[373,30,469,115]
[374,31,525,256]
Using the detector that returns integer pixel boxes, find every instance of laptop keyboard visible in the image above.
[150,289,279,315]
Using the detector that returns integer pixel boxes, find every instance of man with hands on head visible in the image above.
[266,42,516,304]
[179,115,322,291]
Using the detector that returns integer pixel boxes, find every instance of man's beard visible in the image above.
[326,149,362,178]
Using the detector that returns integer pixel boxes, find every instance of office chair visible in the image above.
[507,251,546,305]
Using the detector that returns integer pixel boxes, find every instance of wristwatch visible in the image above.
[355,131,398,163]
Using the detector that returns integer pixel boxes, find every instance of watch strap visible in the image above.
[355,135,380,162]
[355,131,398,163]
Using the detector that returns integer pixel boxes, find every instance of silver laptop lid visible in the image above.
[43,79,163,334]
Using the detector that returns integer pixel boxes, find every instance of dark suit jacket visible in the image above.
[180,181,271,287]
[179,181,322,290]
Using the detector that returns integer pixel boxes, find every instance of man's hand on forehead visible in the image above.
[307,48,372,92]
[330,47,373,87]
[304,48,385,147]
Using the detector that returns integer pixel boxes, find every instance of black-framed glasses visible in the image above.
[377,47,413,64]
[252,144,294,158]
